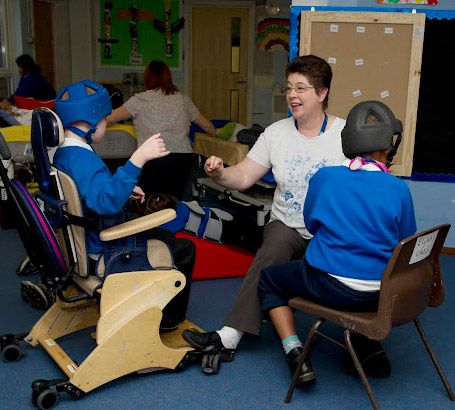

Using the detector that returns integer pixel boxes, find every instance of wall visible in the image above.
[90,0,292,127]
[292,0,455,9]
[252,0,291,126]
[291,0,455,247]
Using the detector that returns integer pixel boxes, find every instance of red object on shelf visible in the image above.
[175,231,254,280]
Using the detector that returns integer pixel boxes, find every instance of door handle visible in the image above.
[235,78,247,83]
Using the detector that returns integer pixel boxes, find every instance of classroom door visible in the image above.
[33,0,55,89]
[190,7,251,126]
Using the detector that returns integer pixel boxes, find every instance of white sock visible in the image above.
[216,326,244,349]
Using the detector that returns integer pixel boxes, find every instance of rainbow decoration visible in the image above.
[256,18,290,52]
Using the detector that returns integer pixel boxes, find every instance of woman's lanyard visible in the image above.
[295,113,328,135]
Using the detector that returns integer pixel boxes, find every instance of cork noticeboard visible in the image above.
[299,11,425,176]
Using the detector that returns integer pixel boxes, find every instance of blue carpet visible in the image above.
[0,227,454,410]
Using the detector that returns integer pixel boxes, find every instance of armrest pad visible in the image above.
[193,132,249,166]
[99,209,176,242]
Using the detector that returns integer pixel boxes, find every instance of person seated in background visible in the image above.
[0,98,33,127]
[107,60,218,199]
[0,98,20,127]
[21,79,196,331]
[258,100,416,386]
[137,193,263,254]
[8,54,56,104]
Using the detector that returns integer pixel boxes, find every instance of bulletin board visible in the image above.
[98,0,183,69]
[298,11,425,177]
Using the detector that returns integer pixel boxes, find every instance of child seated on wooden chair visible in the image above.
[21,79,196,331]
[258,101,417,386]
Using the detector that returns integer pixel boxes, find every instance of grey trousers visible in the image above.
[224,220,310,336]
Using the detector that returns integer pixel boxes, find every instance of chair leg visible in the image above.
[284,318,325,404]
[413,318,455,401]
[344,330,380,410]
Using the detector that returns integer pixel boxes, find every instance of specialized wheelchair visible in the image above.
[0,108,202,409]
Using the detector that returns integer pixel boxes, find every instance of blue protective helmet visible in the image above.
[55,79,112,143]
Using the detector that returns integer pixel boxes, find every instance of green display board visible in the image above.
[99,0,182,68]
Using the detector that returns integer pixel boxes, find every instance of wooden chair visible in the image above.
[285,224,454,409]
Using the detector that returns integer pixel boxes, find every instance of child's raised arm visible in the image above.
[130,133,170,168]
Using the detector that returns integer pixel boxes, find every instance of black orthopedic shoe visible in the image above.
[343,333,391,378]
[159,315,184,332]
[182,328,225,350]
[21,280,56,310]
[286,347,316,386]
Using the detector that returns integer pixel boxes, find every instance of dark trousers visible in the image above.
[224,220,310,336]
[147,228,196,321]
[259,258,379,313]
[138,153,193,200]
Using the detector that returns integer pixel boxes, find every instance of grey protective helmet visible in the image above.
[341,100,403,166]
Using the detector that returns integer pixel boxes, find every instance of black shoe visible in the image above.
[21,280,56,310]
[160,316,184,332]
[286,347,316,386]
[182,328,225,350]
[343,333,391,378]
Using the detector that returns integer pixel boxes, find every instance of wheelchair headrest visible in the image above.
[31,107,65,195]
[32,107,65,147]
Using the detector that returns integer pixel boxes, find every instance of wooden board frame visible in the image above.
[299,11,425,176]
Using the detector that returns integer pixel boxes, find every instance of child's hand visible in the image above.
[204,156,224,178]
[130,133,170,168]
[141,133,170,160]
[130,186,145,203]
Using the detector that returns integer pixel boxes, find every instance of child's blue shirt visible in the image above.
[53,138,141,254]
[304,165,416,281]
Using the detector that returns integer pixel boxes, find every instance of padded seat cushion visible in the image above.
[175,232,254,280]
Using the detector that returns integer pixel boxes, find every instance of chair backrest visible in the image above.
[0,132,67,287]
[30,107,91,278]
[31,107,64,197]
[377,224,450,329]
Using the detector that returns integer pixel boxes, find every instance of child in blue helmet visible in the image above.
[24,79,196,330]
[258,101,416,386]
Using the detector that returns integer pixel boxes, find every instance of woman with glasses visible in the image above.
[182,55,346,379]
[107,60,217,199]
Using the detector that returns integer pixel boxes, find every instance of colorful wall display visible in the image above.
[377,0,438,4]
[98,0,183,68]
[256,18,290,52]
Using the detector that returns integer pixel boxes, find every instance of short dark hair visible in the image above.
[285,55,332,110]
[139,193,178,217]
[15,54,41,74]
[143,60,178,95]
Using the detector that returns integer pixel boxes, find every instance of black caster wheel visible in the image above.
[1,342,22,362]
[1,334,23,362]
[34,388,59,410]
[202,353,220,375]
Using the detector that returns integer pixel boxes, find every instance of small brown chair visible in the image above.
[285,224,454,409]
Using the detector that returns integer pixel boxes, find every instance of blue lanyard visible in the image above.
[295,113,328,135]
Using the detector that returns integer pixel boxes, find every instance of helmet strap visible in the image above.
[386,133,402,168]
[66,125,95,144]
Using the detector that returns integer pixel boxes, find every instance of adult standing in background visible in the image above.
[8,54,56,103]
[107,60,218,199]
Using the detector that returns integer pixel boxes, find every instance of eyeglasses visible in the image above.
[284,84,315,94]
